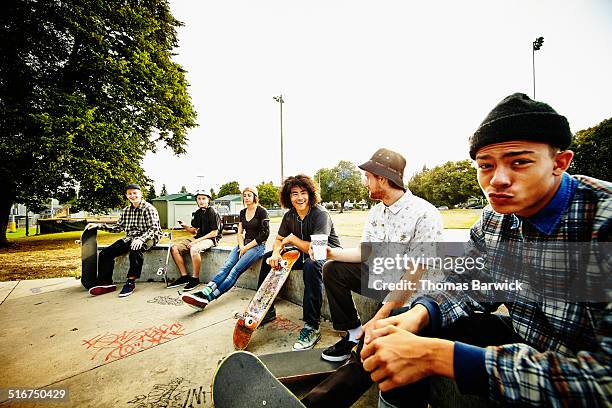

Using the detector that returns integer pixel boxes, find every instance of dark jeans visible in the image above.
[98,238,152,284]
[323,261,387,331]
[257,250,325,329]
[302,311,523,408]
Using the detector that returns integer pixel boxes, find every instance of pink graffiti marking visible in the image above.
[82,322,185,362]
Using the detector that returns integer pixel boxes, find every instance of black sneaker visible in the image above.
[118,280,136,298]
[183,277,200,291]
[260,308,277,325]
[166,275,191,288]
[321,335,358,362]
[182,291,209,310]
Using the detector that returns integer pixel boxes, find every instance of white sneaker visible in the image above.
[292,326,321,351]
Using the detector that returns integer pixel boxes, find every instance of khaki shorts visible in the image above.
[173,238,215,255]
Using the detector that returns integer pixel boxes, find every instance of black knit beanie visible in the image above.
[469,93,572,159]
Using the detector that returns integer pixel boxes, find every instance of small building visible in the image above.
[213,194,244,215]
[152,194,199,229]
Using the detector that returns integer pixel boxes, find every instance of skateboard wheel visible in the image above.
[245,317,256,329]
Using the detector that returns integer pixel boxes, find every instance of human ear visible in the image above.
[553,150,574,175]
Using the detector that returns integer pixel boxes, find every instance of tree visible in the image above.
[315,161,363,213]
[256,181,280,208]
[0,0,197,245]
[408,160,483,207]
[218,181,241,198]
[209,188,217,201]
[160,184,168,197]
[146,185,156,203]
[179,185,188,194]
[569,117,611,181]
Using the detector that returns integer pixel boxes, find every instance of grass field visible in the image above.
[0,209,481,281]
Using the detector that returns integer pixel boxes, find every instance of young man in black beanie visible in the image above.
[357,93,611,407]
[295,93,610,407]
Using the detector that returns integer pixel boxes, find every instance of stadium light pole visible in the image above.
[273,94,285,186]
[532,36,544,99]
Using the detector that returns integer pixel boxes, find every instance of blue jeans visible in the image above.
[257,250,325,328]
[210,244,265,298]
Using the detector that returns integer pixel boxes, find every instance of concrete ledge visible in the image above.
[99,245,379,323]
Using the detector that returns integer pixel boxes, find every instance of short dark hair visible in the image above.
[279,174,320,209]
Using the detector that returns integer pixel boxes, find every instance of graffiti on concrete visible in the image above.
[147,295,184,306]
[82,322,185,362]
[182,386,207,408]
[269,316,302,332]
[127,378,207,408]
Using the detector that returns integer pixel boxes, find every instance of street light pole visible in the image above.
[532,36,544,99]
[273,94,285,185]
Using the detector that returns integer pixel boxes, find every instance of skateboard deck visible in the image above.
[79,228,98,289]
[233,249,300,350]
[212,351,305,408]
[259,348,343,384]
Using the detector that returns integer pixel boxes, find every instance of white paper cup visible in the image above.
[310,234,328,261]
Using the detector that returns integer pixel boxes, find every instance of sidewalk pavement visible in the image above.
[0,278,378,407]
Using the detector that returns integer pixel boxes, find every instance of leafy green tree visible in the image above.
[0,0,197,245]
[408,160,483,207]
[146,185,157,203]
[218,181,240,197]
[569,117,611,181]
[315,161,363,213]
[209,188,217,201]
[179,185,188,194]
[160,184,168,197]
[256,181,280,208]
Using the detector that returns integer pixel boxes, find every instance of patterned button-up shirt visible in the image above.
[361,190,443,244]
[102,200,162,244]
[363,190,443,302]
[415,174,611,406]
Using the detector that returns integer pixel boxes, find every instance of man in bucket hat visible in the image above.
[310,148,443,364]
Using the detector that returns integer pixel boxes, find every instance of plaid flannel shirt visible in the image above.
[102,200,162,244]
[415,174,611,406]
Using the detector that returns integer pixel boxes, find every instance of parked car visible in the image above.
[216,206,240,232]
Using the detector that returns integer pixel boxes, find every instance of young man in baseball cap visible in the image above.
[86,183,163,297]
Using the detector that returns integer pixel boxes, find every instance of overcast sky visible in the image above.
[143,0,612,195]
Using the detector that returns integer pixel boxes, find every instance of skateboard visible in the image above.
[259,348,343,384]
[156,231,173,285]
[212,351,305,408]
[77,228,98,289]
[233,248,300,350]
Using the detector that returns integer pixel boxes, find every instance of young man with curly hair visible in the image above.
[257,174,342,351]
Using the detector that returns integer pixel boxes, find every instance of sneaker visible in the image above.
[118,281,135,297]
[201,285,214,300]
[292,326,321,351]
[260,308,277,325]
[321,334,358,362]
[89,284,117,296]
[183,277,200,292]
[166,275,191,288]
[182,291,209,310]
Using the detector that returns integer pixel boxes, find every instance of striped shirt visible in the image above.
[415,174,611,406]
[102,200,162,244]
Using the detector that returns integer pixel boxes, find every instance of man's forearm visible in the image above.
[329,247,361,263]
